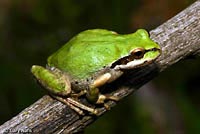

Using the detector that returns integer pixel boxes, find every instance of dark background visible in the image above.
[0,0,200,133]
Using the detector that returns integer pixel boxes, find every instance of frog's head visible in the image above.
[111,29,161,70]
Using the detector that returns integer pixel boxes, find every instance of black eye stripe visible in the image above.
[111,48,160,68]
[111,56,129,68]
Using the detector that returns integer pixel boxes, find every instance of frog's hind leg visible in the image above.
[66,97,98,114]
[53,96,98,115]
[54,96,84,115]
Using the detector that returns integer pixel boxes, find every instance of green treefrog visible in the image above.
[31,29,161,115]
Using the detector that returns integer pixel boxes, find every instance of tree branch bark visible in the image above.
[1,0,200,133]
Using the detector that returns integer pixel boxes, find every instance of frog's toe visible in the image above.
[106,95,120,101]
[96,94,107,104]
[103,103,111,110]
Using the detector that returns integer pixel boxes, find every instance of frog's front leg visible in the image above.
[87,86,119,110]
[87,72,122,109]
[91,70,123,88]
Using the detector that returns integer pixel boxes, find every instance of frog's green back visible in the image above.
[47,29,159,79]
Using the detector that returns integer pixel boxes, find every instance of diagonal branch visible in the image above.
[0,0,200,133]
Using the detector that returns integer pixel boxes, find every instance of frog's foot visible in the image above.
[53,96,99,115]
[96,94,120,103]
[96,94,120,110]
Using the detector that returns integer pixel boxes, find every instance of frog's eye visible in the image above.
[131,48,145,59]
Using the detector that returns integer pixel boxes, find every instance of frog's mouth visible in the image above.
[111,48,161,70]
